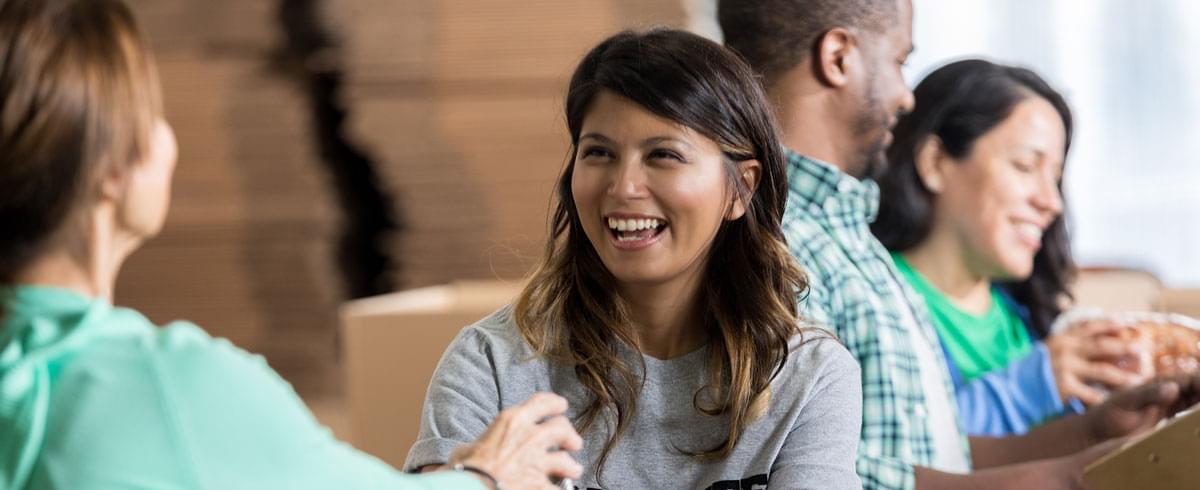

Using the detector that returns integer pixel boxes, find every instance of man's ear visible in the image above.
[813,27,857,88]
[915,135,949,194]
[727,159,762,220]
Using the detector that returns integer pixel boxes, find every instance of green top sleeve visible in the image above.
[5,286,483,490]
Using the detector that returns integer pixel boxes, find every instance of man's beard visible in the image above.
[851,81,893,181]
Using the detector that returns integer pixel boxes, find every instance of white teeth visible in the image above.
[1016,223,1042,243]
[607,217,663,232]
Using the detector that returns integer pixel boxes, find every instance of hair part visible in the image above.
[718,0,899,84]
[872,58,1075,337]
[0,0,162,286]
[514,28,816,481]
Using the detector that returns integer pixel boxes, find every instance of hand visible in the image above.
[1047,321,1149,405]
[1083,373,1200,444]
[450,392,584,490]
[1045,436,1128,490]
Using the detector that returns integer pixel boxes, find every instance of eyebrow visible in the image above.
[579,132,696,150]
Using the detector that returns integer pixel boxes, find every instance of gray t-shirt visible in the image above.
[404,306,862,489]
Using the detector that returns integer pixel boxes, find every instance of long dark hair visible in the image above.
[872,58,1074,338]
[514,28,811,476]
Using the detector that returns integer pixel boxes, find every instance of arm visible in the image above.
[969,375,1200,469]
[955,343,1078,436]
[768,342,863,489]
[152,323,488,490]
[798,273,918,490]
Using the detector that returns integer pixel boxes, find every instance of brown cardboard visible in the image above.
[1073,268,1165,312]
[339,280,522,468]
[1083,405,1200,490]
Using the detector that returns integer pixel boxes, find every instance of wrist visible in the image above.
[453,462,503,490]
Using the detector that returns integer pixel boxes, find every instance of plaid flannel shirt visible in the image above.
[781,150,971,489]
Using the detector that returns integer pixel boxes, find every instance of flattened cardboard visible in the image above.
[1084,404,1200,490]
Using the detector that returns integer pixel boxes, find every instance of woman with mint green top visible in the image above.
[872,60,1148,436]
[0,1,582,488]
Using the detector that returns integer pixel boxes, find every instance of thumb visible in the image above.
[1121,379,1179,408]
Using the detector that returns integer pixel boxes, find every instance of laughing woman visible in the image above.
[872,59,1146,436]
[405,29,862,489]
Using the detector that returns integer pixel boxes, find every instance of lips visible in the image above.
[1013,221,1044,249]
[604,214,668,251]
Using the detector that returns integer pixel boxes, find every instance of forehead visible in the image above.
[580,91,698,140]
[879,0,913,50]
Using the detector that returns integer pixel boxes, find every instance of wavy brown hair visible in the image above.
[513,28,815,478]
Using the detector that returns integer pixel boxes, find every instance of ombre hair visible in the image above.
[514,28,818,478]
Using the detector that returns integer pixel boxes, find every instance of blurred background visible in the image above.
[118,0,1198,447]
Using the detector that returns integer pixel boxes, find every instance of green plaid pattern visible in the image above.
[781,150,971,489]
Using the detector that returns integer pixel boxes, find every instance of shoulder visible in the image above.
[445,304,535,362]
[784,333,859,380]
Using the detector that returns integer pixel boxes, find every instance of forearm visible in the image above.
[914,459,1078,490]
[969,414,1092,468]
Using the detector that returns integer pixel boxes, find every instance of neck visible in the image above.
[13,205,133,302]
[902,234,992,315]
[618,268,707,360]
[768,69,856,177]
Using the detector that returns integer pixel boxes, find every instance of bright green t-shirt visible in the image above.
[891,253,1033,383]
[0,285,483,490]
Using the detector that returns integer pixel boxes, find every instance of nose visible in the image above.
[1032,173,1063,217]
[607,157,648,200]
[898,84,916,117]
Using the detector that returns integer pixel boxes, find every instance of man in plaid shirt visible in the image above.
[719,0,1200,488]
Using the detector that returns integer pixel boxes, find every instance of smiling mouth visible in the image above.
[606,217,668,244]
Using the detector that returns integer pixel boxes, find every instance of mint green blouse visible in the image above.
[0,285,481,490]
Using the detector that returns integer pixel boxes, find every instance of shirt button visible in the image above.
[913,404,928,419]
[837,178,855,193]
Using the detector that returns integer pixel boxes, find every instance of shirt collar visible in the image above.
[784,148,881,223]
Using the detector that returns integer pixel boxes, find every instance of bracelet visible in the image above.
[452,463,503,490]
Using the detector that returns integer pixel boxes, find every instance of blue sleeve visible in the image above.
[953,342,1084,436]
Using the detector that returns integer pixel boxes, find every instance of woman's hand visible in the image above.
[1047,320,1150,406]
[1083,373,1200,445]
[450,392,584,490]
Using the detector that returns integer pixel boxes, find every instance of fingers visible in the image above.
[1078,361,1145,389]
[509,392,570,425]
[1079,335,1143,359]
[538,415,584,452]
[1070,320,1130,338]
[542,451,584,479]
[1115,379,1179,409]
[1063,377,1108,406]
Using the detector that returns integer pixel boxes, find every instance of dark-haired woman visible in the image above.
[873,59,1146,436]
[407,29,862,489]
[0,1,582,488]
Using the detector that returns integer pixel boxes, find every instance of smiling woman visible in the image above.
[405,28,863,489]
[873,59,1147,436]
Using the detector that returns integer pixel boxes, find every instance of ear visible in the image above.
[914,135,949,194]
[813,27,857,88]
[99,162,128,204]
[727,159,762,220]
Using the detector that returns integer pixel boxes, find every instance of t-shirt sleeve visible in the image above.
[769,340,863,489]
[149,322,485,490]
[403,327,502,472]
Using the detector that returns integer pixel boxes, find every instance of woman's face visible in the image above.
[933,96,1066,281]
[571,91,745,291]
[120,118,178,240]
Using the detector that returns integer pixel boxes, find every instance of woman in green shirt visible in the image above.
[0,1,582,488]
[872,60,1148,435]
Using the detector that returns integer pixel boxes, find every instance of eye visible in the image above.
[1012,160,1035,173]
[580,146,612,160]
[648,148,685,163]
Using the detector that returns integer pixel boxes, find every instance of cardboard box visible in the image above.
[1083,405,1200,490]
[339,280,523,468]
